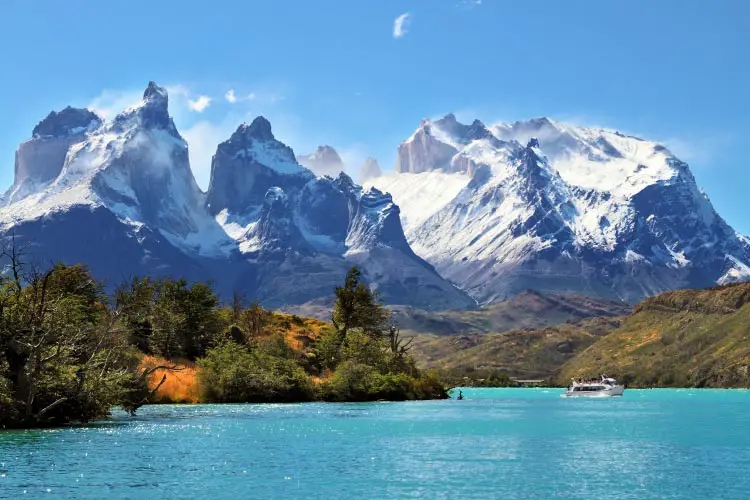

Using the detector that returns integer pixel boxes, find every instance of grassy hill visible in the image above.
[557,283,750,388]
[409,316,622,380]
[391,290,629,336]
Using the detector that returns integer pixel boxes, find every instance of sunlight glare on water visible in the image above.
[1,389,749,499]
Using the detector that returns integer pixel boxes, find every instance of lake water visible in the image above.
[1,388,749,499]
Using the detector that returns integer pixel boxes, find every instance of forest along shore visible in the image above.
[0,257,444,429]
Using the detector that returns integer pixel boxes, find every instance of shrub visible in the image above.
[197,342,314,403]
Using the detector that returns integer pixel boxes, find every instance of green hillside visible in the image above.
[558,283,750,387]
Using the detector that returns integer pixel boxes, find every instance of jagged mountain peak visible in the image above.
[228,116,279,144]
[297,145,345,177]
[143,81,168,100]
[215,117,303,173]
[110,81,176,133]
[32,106,101,139]
[397,113,498,174]
[244,116,275,141]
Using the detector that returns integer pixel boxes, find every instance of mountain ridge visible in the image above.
[0,82,473,310]
[2,84,749,309]
[368,114,750,303]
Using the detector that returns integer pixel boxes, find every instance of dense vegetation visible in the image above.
[558,283,750,388]
[0,252,445,428]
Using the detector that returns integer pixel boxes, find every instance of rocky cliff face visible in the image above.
[6,107,102,205]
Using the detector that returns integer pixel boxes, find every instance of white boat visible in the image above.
[561,375,625,398]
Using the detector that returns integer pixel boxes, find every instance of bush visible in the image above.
[320,361,378,402]
[197,342,314,403]
[320,361,448,402]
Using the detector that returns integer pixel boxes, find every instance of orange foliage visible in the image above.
[141,355,200,404]
[312,370,333,386]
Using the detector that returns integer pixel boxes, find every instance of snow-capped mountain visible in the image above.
[296,145,345,177]
[0,83,472,310]
[205,118,473,309]
[367,114,750,303]
[5,82,748,309]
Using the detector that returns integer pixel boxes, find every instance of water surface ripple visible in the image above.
[1,388,749,499]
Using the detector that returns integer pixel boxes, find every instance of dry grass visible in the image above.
[141,355,200,404]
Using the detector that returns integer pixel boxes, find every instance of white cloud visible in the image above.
[87,89,143,118]
[182,120,238,189]
[187,95,212,112]
[225,89,257,104]
[393,13,411,39]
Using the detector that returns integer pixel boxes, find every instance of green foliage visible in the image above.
[313,327,343,372]
[197,341,314,403]
[332,267,389,340]
[0,256,150,428]
[115,277,223,360]
[0,258,447,429]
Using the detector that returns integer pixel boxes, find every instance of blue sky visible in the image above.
[2,0,749,232]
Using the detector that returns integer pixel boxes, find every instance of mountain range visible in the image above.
[0,82,471,310]
[367,114,750,303]
[1,81,748,309]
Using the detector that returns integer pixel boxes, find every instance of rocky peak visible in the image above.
[205,118,310,216]
[244,116,274,141]
[32,107,101,138]
[245,186,311,256]
[111,81,174,132]
[297,145,345,177]
[358,157,382,182]
[433,114,492,144]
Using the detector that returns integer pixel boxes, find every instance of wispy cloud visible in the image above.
[88,89,143,118]
[187,95,212,113]
[393,13,411,39]
[182,119,241,188]
[225,89,256,104]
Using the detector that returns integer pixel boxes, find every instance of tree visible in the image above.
[332,267,389,341]
[0,243,149,427]
[116,278,223,360]
[245,302,270,341]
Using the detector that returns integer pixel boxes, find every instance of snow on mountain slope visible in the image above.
[3,107,102,206]
[0,84,473,310]
[384,114,750,303]
[0,82,234,258]
[204,121,475,309]
[365,171,469,230]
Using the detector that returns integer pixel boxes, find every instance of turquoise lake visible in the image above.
[1,388,749,499]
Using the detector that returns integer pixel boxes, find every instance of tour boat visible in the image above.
[561,375,625,398]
